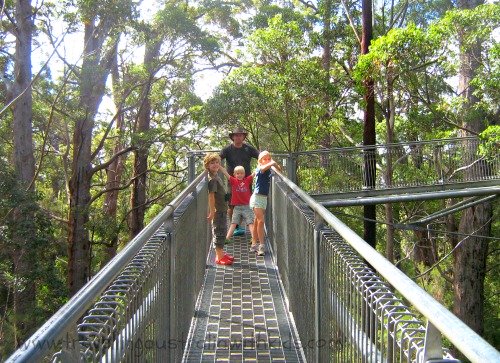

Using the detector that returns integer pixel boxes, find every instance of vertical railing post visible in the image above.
[313,212,323,363]
[267,174,274,254]
[436,144,444,185]
[187,152,196,183]
[286,153,297,185]
[421,320,461,363]
[59,324,82,361]
[164,215,175,363]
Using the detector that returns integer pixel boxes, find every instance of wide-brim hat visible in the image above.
[229,126,248,140]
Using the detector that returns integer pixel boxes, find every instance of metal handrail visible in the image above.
[290,136,481,154]
[272,167,500,363]
[7,172,207,363]
[187,137,499,193]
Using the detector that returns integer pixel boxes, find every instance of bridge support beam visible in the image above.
[313,212,324,363]
[187,153,196,183]
[286,154,297,184]
[59,323,82,361]
[422,321,461,363]
[165,217,174,363]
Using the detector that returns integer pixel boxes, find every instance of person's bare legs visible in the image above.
[226,223,237,240]
[215,246,225,260]
[250,211,259,251]
[253,208,265,244]
[253,208,266,255]
[248,223,255,243]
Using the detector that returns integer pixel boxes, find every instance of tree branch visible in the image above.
[297,0,318,12]
[91,146,136,175]
[340,0,361,46]
[0,32,67,118]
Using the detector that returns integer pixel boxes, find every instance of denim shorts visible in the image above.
[231,205,255,225]
[249,194,267,210]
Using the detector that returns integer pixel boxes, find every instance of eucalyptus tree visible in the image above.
[124,1,224,237]
[66,0,138,296]
[360,0,377,250]
[100,48,127,265]
[1,0,40,345]
[205,14,334,152]
[356,2,499,344]
[452,0,497,339]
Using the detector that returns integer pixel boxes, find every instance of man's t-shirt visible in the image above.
[229,175,253,205]
[207,173,227,212]
[220,143,259,176]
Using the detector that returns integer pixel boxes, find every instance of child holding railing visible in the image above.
[249,150,281,256]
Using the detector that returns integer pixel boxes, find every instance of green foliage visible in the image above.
[478,125,500,161]
[203,14,337,151]
[483,202,500,348]
[0,161,66,357]
[77,0,138,23]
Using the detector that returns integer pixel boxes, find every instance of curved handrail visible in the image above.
[7,172,207,363]
[272,167,500,363]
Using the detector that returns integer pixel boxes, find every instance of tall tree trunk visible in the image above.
[102,54,126,265]
[453,0,490,338]
[129,97,151,237]
[129,40,161,237]
[384,71,396,262]
[10,0,36,345]
[413,230,437,266]
[362,0,376,248]
[67,21,116,295]
[12,0,35,188]
[319,0,333,161]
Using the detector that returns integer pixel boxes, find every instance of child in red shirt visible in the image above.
[220,165,256,243]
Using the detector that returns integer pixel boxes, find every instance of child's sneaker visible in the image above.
[233,227,245,236]
[249,244,258,253]
[257,244,265,256]
[224,238,233,244]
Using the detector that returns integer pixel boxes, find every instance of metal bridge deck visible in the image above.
[183,232,304,362]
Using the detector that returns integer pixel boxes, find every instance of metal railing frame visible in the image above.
[8,137,499,362]
[7,172,209,363]
[269,168,500,363]
[187,137,499,196]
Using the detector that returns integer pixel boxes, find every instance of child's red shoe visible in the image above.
[224,253,234,261]
[216,255,233,265]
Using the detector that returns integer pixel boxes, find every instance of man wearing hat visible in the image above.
[220,126,259,235]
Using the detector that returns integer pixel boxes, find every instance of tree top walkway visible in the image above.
[7,137,499,362]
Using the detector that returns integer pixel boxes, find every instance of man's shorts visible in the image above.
[249,194,268,210]
[231,205,255,225]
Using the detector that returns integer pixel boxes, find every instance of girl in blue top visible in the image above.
[249,150,281,256]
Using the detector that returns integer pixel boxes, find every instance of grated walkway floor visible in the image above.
[183,231,304,362]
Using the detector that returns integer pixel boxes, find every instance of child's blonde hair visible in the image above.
[233,165,245,175]
[258,150,271,163]
[203,153,221,170]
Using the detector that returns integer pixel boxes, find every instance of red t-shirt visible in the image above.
[229,175,253,205]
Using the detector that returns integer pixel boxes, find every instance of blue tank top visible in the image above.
[254,167,271,195]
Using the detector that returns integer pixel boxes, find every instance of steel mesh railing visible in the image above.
[7,173,210,363]
[279,137,499,195]
[8,144,500,362]
[268,170,500,363]
[188,138,498,195]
